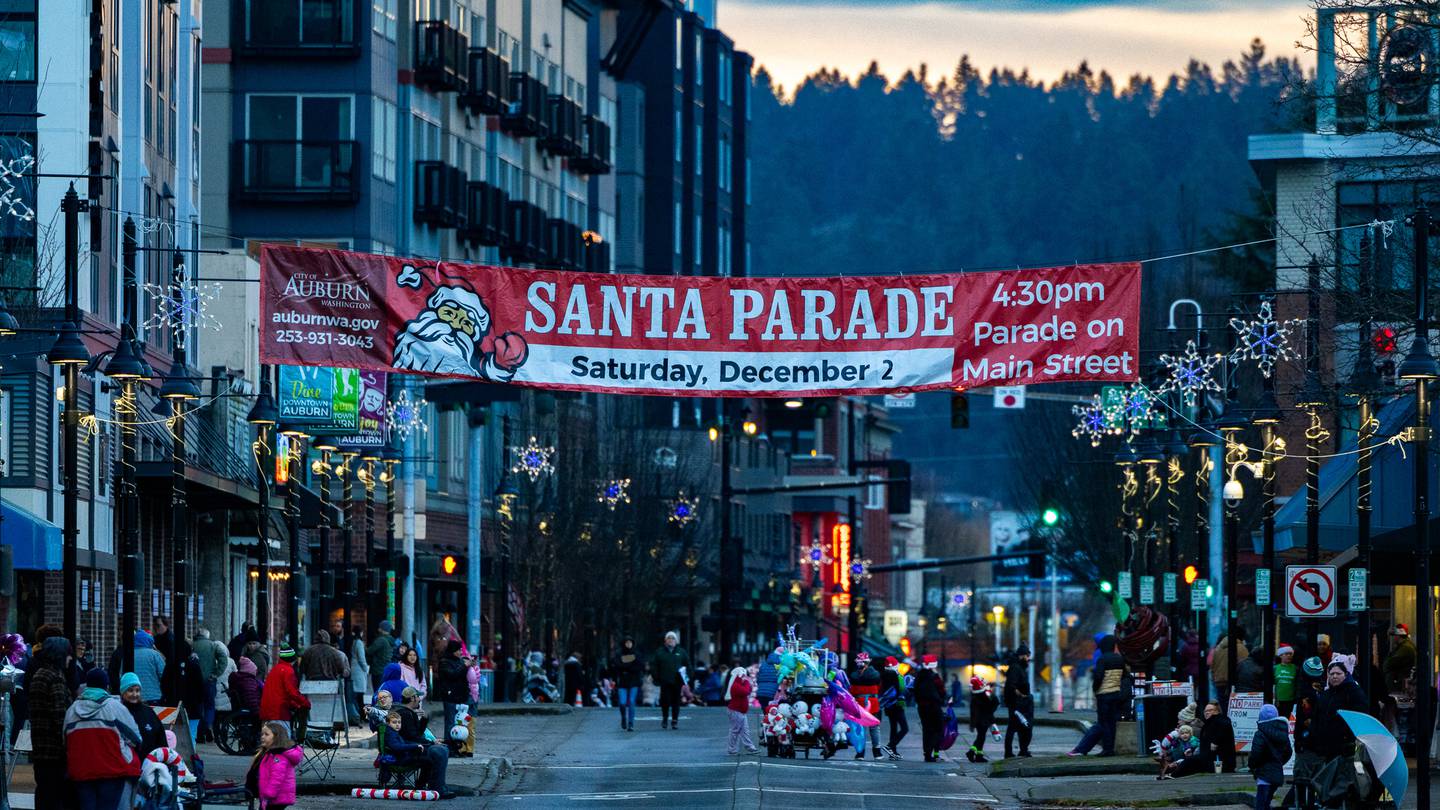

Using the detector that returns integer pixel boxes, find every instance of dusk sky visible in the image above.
[720,1,1314,93]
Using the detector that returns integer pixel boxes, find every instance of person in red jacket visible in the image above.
[260,644,310,733]
[850,653,883,760]
[724,666,758,755]
[64,668,143,808]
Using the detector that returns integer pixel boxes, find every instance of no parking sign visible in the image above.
[1285,565,1337,618]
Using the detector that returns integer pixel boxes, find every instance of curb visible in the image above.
[294,755,509,796]
[1022,790,1256,807]
[997,710,1091,734]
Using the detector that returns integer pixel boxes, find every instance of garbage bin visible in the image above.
[1135,694,1189,754]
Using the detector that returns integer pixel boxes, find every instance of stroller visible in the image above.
[521,652,561,704]
[134,748,194,810]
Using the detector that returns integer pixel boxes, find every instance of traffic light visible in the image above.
[1027,551,1046,579]
[950,393,970,429]
[936,615,948,633]
[1038,478,1061,528]
[442,555,460,576]
[1041,508,1060,527]
[1183,565,1198,585]
[1098,580,1114,594]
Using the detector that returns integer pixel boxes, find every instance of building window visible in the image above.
[599,95,618,168]
[673,202,682,256]
[745,157,751,206]
[695,31,702,86]
[770,429,816,458]
[674,17,682,70]
[1335,180,1440,297]
[371,96,397,182]
[694,213,702,267]
[695,121,702,176]
[674,108,682,163]
[0,18,36,82]
[246,0,356,46]
[720,225,731,277]
[412,113,440,161]
[718,136,729,191]
[372,0,397,39]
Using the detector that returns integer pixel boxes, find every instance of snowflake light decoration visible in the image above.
[385,389,429,441]
[849,558,874,581]
[0,154,35,223]
[801,537,831,570]
[1071,395,1111,447]
[1101,384,1154,435]
[668,492,699,526]
[597,478,631,510]
[143,278,222,337]
[1157,340,1224,407]
[1229,301,1305,378]
[510,436,555,483]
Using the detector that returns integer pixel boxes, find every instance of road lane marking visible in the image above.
[509,787,997,802]
[519,759,906,771]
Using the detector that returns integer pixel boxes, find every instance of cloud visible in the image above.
[721,1,1311,91]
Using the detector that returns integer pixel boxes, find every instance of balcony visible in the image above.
[501,74,547,138]
[459,181,507,247]
[504,201,548,263]
[540,96,583,157]
[570,115,612,175]
[414,21,467,93]
[236,0,359,57]
[234,140,359,202]
[459,48,509,116]
[584,238,611,274]
[414,161,467,227]
[547,219,585,271]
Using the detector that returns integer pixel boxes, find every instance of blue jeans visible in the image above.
[1072,692,1124,755]
[75,777,129,810]
[1254,781,1276,809]
[423,743,449,792]
[616,686,638,728]
[203,679,217,733]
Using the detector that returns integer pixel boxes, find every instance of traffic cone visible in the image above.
[574,692,583,708]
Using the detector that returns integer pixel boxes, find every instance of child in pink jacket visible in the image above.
[253,721,303,809]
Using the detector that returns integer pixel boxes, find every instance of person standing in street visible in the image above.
[850,653,883,759]
[1210,630,1248,711]
[252,721,303,810]
[967,674,998,763]
[613,637,643,731]
[723,666,758,755]
[436,640,471,755]
[367,621,398,690]
[132,630,167,703]
[650,631,689,730]
[756,647,781,707]
[1383,624,1416,693]
[1068,635,1126,757]
[877,656,909,759]
[65,668,142,810]
[260,644,310,734]
[119,672,167,756]
[1003,645,1034,758]
[1249,704,1291,810]
[27,636,73,809]
[192,627,226,743]
[299,629,351,683]
[349,624,371,726]
[913,654,947,762]
[1273,645,1297,718]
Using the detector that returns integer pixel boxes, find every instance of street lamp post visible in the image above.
[56,185,89,645]
[1253,378,1282,703]
[992,604,1004,660]
[1216,406,1248,704]
[109,217,149,676]
[339,450,357,639]
[1400,203,1439,810]
[280,426,308,645]
[160,251,201,691]
[383,444,400,627]
[1348,232,1381,699]
[1298,258,1329,658]
[1188,427,1217,704]
[248,371,278,641]
[313,437,338,634]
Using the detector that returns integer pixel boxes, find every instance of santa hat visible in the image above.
[855,652,870,666]
[921,654,938,666]
[970,675,987,690]
[425,283,490,333]
[884,656,899,668]
[1392,623,1410,637]
[1276,644,1294,657]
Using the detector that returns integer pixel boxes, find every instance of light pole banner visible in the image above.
[259,245,1141,397]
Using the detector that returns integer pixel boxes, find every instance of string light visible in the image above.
[1156,339,1224,407]
[143,277,222,337]
[669,492,699,526]
[511,436,555,482]
[1071,395,1112,447]
[385,389,428,440]
[0,154,35,222]
[1229,301,1305,378]
[800,537,830,570]
[597,478,630,510]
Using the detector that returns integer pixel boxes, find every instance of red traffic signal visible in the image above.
[1373,326,1398,355]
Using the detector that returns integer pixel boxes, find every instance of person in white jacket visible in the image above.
[349,626,371,727]
[214,645,238,714]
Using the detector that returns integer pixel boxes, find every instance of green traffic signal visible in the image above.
[1042,507,1060,526]
[1099,580,1114,594]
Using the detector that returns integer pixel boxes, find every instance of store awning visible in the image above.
[3,500,61,571]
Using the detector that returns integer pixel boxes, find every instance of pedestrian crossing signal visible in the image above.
[950,393,970,429]
[1183,565,1198,585]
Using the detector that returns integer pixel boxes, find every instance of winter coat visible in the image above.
[377,663,409,705]
[26,659,72,764]
[245,646,271,683]
[614,649,644,690]
[1236,655,1266,693]
[133,634,167,703]
[1004,665,1033,714]
[1384,638,1417,692]
[1209,636,1247,688]
[299,642,350,682]
[1091,651,1126,696]
[397,703,429,744]
[436,656,471,704]
[755,652,781,701]
[1248,718,1292,785]
[400,661,428,701]
[65,688,143,781]
[564,656,588,702]
[367,634,397,685]
[969,687,998,731]
[383,727,424,759]
[1198,713,1236,773]
[256,745,303,808]
[879,667,908,710]
[125,699,167,756]
[181,652,207,716]
[193,636,226,682]
[1310,676,1369,759]
[259,659,310,722]
[725,674,752,713]
[1176,634,1201,680]
[215,654,238,712]
[699,671,723,704]
[851,665,882,715]
[649,645,689,687]
[229,666,263,715]
[913,668,946,714]
[350,638,371,695]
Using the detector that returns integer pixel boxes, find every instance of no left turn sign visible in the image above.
[1285,565,1337,618]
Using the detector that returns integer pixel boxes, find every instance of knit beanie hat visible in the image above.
[1258,704,1279,722]
[1302,656,1323,677]
[85,668,109,689]
[119,672,141,693]
[278,643,297,660]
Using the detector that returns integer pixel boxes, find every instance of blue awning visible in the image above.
[1263,394,1427,554]
[3,499,61,571]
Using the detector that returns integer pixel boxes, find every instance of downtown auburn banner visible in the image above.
[259,245,1140,397]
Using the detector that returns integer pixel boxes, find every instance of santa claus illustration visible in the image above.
[392,282,528,382]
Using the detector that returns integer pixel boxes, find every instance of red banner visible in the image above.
[259,245,1140,397]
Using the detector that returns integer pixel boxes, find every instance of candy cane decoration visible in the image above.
[350,788,441,801]
[144,747,190,779]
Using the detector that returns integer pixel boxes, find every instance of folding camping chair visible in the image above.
[374,726,424,790]
[297,680,349,781]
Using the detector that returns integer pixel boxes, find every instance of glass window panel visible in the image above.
[0,21,35,82]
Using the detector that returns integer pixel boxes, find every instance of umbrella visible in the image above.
[1338,709,1406,805]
